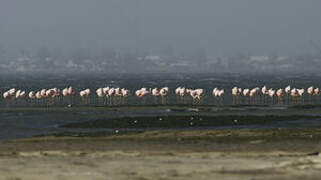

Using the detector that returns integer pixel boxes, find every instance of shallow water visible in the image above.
[1,73,321,107]
[2,73,321,140]
[1,105,321,140]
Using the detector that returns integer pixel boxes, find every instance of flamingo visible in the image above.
[175,87,184,104]
[268,89,275,104]
[276,89,284,104]
[136,88,150,104]
[152,88,160,104]
[113,88,124,105]
[187,88,204,104]
[249,87,260,104]
[176,87,188,104]
[96,88,104,105]
[15,90,21,99]
[16,90,26,106]
[232,87,241,104]
[261,86,269,104]
[152,88,160,96]
[28,91,36,106]
[103,87,110,96]
[212,88,219,104]
[8,88,16,96]
[213,88,224,105]
[3,92,10,99]
[159,87,169,104]
[290,88,298,104]
[52,88,61,106]
[217,89,225,104]
[62,88,68,102]
[285,85,291,104]
[35,91,43,106]
[5,83,321,107]
[313,88,320,103]
[297,89,305,104]
[45,89,56,107]
[307,86,314,103]
[3,91,10,107]
[15,90,23,106]
[242,88,250,104]
[80,88,91,105]
[36,89,48,107]
[195,88,205,103]
[135,89,142,97]
[120,88,130,105]
[3,88,17,106]
[67,87,75,95]
[175,87,181,96]
[40,89,47,97]
[189,89,199,104]
[63,86,75,106]
[107,88,116,105]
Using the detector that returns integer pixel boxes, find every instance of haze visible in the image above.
[1,0,321,74]
[1,0,321,55]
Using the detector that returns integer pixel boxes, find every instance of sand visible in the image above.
[0,129,321,180]
[1,151,321,180]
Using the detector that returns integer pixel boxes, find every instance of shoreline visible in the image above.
[1,105,321,179]
[2,128,321,153]
[1,128,321,179]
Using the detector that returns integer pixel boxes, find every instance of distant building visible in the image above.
[144,55,162,62]
[249,56,269,63]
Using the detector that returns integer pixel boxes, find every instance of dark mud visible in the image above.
[60,115,319,129]
[2,104,321,140]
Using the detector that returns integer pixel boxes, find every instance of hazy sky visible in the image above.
[1,0,321,56]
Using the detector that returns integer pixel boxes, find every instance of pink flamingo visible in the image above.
[152,88,160,104]
[307,86,314,103]
[242,88,250,104]
[80,88,91,105]
[276,89,284,104]
[96,88,104,105]
[159,87,169,104]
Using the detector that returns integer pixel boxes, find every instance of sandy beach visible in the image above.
[0,128,321,180]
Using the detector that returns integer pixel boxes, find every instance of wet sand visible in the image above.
[1,128,321,180]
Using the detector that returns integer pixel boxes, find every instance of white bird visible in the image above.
[152,88,160,97]
[8,88,16,96]
[285,86,291,94]
[96,88,104,97]
[314,88,320,96]
[159,87,169,104]
[232,87,241,104]
[80,88,91,105]
[307,86,314,95]
[3,92,10,99]
[276,89,284,104]
[29,91,36,99]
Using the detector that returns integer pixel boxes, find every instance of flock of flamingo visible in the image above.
[1,85,321,107]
